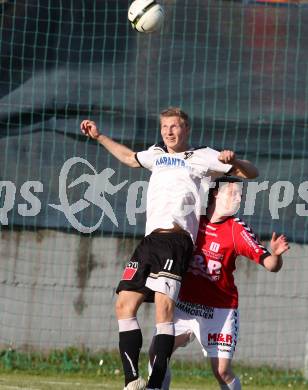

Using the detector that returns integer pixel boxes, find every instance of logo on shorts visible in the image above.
[208,333,233,346]
[122,261,138,280]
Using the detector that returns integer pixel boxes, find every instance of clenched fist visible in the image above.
[218,150,237,164]
[80,120,101,140]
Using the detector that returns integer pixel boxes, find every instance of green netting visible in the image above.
[0,0,308,373]
[0,0,307,240]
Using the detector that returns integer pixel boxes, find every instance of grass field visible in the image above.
[0,373,308,389]
[0,349,307,389]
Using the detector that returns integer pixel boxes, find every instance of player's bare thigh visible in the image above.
[155,291,175,323]
[115,290,145,319]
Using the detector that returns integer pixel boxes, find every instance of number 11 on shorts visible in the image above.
[164,258,173,271]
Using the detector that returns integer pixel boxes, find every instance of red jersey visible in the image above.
[178,216,271,308]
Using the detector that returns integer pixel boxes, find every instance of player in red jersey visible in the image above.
[149,176,290,390]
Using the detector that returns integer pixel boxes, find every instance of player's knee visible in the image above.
[117,290,145,316]
[115,297,125,318]
[175,330,195,348]
[155,293,175,322]
[156,307,174,323]
[212,366,233,383]
[115,294,139,319]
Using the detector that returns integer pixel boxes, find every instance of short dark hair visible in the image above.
[208,176,243,205]
[160,107,190,129]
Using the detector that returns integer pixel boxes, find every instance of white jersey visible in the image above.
[135,144,232,242]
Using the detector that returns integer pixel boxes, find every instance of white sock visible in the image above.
[118,317,140,332]
[156,322,175,336]
[220,376,241,390]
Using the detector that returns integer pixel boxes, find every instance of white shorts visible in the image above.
[174,301,239,359]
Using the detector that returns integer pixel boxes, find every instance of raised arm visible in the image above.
[260,232,290,272]
[80,120,140,168]
[218,150,259,179]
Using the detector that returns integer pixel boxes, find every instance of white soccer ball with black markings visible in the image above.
[128,0,164,33]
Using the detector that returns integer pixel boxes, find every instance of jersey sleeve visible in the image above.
[232,219,271,264]
[204,147,233,174]
[135,145,158,171]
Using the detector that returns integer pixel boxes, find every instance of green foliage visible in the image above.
[0,348,307,388]
[0,347,106,374]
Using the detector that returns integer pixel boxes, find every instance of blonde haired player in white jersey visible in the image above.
[80,108,258,390]
[150,177,289,390]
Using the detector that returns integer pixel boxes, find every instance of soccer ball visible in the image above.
[128,0,164,33]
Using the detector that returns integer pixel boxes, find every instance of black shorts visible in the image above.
[116,231,194,302]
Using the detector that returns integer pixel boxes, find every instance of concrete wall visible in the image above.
[0,229,307,370]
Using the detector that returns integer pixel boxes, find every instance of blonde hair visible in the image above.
[159,107,190,129]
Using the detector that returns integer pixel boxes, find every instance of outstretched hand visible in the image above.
[270,232,290,256]
[218,150,237,165]
[80,120,101,140]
